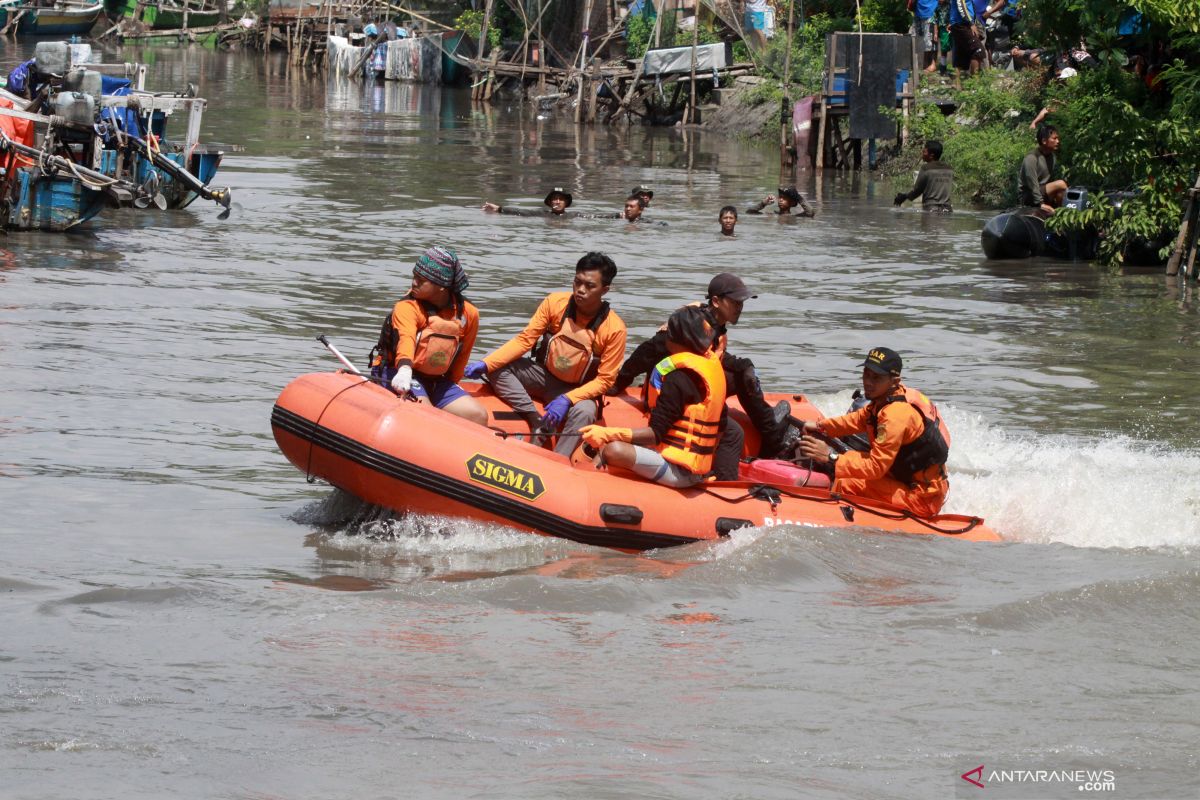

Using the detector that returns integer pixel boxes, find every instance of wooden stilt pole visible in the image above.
[1166,175,1200,276]
[779,0,795,164]
[686,0,700,124]
[473,0,494,100]
[575,0,594,125]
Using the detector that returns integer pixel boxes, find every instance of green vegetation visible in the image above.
[453,9,501,50]
[886,0,1200,265]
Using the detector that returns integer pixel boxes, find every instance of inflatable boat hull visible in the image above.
[271,372,1001,549]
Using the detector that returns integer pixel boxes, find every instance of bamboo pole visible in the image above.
[474,0,494,100]
[574,0,594,124]
[779,0,795,164]
[615,1,665,122]
[686,1,700,124]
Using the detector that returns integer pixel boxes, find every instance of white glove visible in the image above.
[390,365,413,394]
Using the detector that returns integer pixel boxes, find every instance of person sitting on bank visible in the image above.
[794,347,951,517]
[893,140,954,212]
[368,246,489,426]
[463,252,627,456]
[582,306,735,488]
[1019,125,1068,216]
[718,205,738,237]
[607,273,796,459]
[482,187,576,218]
[632,185,654,208]
[745,185,815,218]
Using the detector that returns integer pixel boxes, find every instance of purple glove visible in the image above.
[464,361,487,380]
[540,395,572,429]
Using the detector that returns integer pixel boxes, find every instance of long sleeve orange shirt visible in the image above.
[389,297,479,383]
[482,292,627,404]
[816,395,926,482]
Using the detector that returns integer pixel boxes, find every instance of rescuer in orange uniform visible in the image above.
[369,246,489,426]
[580,305,732,488]
[464,252,627,456]
[795,347,951,517]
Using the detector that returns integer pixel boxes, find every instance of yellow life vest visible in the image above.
[646,351,727,475]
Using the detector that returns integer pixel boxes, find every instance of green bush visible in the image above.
[454,9,500,50]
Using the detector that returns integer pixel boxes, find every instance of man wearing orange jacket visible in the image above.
[464,252,627,456]
[795,347,951,517]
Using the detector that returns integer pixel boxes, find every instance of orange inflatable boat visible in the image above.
[271,372,1002,550]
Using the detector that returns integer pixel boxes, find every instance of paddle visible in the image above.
[316,335,363,376]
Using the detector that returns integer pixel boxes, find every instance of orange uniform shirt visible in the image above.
[817,392,930,483]
[389,298,479,383]
[482,291,627,405]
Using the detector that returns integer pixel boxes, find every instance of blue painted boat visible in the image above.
[4,167,106,231]
[14,0,104,37]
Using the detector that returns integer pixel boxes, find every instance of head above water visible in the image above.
[632,185,654,206]
[778,186,803,209]
[666,305,712,355]
[544,187,573,210]
[623,195,644,219]
[718,205,738,236]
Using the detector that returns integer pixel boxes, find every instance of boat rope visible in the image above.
[701,481,983,535]
[303,374,372,483]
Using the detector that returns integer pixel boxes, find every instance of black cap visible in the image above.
[632,185,654,199]
[860,347,903,376]
[706,272,756,301]
[666,305,712,354]
[544,187,573,207]
[778,186,803,205]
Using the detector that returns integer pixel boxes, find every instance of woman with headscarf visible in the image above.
[369,246,489,426]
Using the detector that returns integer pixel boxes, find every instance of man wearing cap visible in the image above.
[632,185,654,208]
[581,305,734,487]
[463,252,627,456]
[607,273,796,459]
[795,348,951,517]
[482,187,576,218]
[368,246,489,426]
[746,186,815,218]
[894,140,954,212]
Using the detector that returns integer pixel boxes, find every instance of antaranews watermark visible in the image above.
[958,764,1117,796]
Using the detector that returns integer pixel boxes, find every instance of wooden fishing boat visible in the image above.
[14,0,104,37]
[272,372,1002,551]
[104,0,224,29]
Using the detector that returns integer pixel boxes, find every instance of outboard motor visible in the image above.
[34,41,71,78]
[1063,187,1089,211]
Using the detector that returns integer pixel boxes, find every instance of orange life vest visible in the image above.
[412,306,466,377]
[871,385,951,485]
[646,351,727,475]
[537,299,609,385]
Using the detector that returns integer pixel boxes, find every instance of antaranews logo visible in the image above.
[960,764,1117,793]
